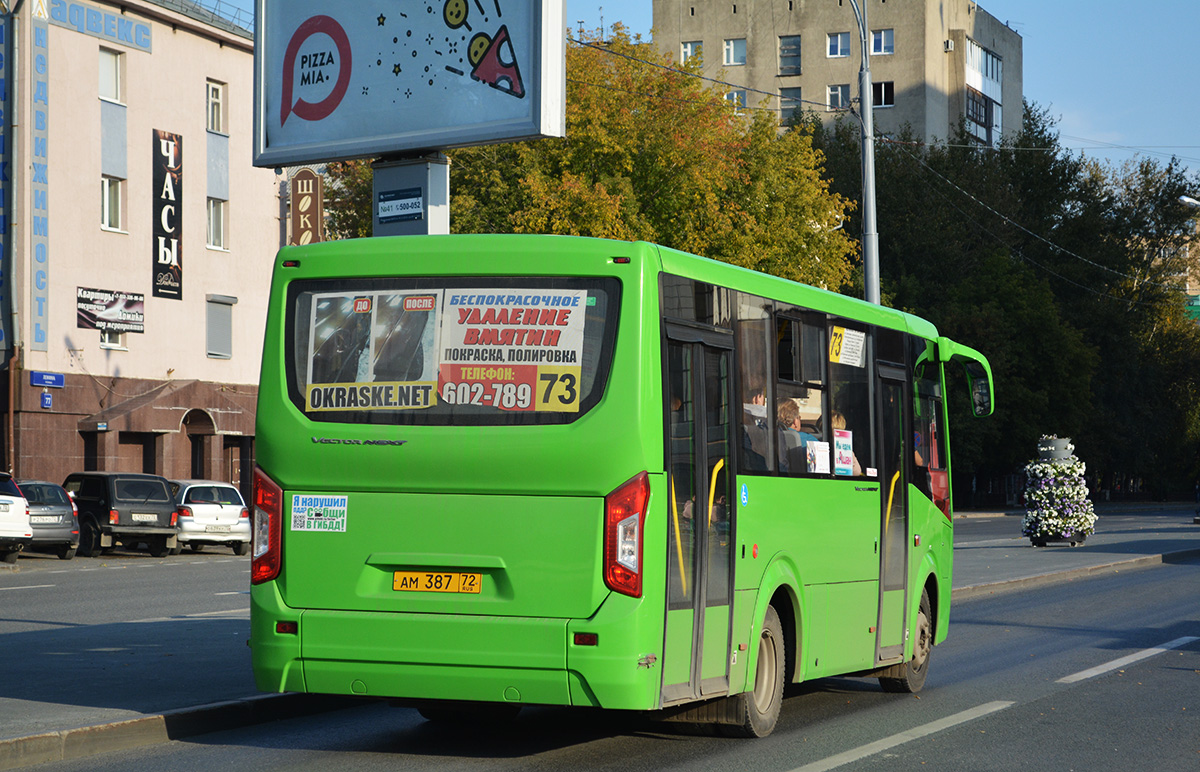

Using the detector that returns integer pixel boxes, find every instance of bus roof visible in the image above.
[275,234,940,341]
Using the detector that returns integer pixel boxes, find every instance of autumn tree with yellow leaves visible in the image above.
[451,26,856,288]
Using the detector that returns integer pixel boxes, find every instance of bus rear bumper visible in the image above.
[251,586,663,710]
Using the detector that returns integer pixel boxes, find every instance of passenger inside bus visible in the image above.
[741,386,770,471]
[777,398,819,473]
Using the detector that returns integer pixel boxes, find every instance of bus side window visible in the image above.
[911,336,949,513]
[736,295,774,473]
[775,314,828,475]
[828,321,872,477]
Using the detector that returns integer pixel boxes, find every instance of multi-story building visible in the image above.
[652,0,1023,148]
[0,0,281,495]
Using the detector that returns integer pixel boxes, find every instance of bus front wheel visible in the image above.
[879,590,932,694]
[726,605,784,738]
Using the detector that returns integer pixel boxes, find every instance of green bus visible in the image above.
[250,234,993,737]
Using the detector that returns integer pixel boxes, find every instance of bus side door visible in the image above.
[876,364,910,664]
[662,330,735,704]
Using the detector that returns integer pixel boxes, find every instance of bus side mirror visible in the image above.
[966,363,993,418]
[937,337,994,418]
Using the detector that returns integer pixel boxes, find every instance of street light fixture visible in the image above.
[1180,195,1200,209]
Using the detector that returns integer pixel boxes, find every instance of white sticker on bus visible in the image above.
[291,494,349,533]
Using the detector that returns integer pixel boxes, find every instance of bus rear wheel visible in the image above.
[725,605,784,738]
[880,590,932,694]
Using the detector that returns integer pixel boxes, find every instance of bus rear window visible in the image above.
[286,277,620,425]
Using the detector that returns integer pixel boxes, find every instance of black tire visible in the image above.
[189,543,204,553]
[57,545,76,560]
[78,520,101,557]
[231,541,249,556]
[148,538,170,558]
[725,605,785,738]
[169,545,183,556]
[880,590,933,694]
[1,550,18,564]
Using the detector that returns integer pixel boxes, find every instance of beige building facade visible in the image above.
[652,0,1023,147]
[0,0,282,494]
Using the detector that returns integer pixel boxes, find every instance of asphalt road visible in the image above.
[13,554,1200,772]
[1,505,1197,770]
[0,548,251,740]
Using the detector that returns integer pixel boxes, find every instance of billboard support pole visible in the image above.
[372,154,450,237]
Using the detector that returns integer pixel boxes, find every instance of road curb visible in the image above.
[0,693,364,771]
[951,547,1200,601]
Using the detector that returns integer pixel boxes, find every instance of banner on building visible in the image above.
[152,129,183,299]
[0,16,12,353]
[76,287,145,333]
[30,10,50,350]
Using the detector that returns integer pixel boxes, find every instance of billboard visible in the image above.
[253,0,565,167]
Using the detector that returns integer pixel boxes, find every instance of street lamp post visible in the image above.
[848,0,880,305]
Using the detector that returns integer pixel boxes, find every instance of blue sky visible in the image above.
[228,1,1200,173]
[565,0,1200,173]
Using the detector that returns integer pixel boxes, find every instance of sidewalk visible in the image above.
[2,505,1198,770]
[951,502,1200,599]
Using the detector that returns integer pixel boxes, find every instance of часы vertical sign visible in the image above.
[152,129,183,299]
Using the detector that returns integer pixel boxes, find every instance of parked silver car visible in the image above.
[170,480,251,555]
[0,472,31,563]
[18,480,79,560]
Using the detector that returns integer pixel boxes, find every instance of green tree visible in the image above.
[810,101,1200,502]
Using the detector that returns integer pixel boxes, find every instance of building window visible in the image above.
[99,48,122,102]
[207,198,227,249]
[872,29,894,55]
[827,32,850,58]
[681,41,702,62]
[206,295,237,359]
[827,84,851,110]
[780,87,803,121]
[101,176,122,230]
[99,330,126,350]
[724,38,746,66]
[206,80,226,134]
[725,90,747,112]
[871,81,895,108]
[779,35,801,75]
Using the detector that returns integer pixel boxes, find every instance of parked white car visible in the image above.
[0,472,31,563]
[170,480,251,556]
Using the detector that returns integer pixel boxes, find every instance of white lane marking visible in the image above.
[1057,636,1200,684]
[788,701,1016,772]
[214,591,249,596]
[0,584,55,591]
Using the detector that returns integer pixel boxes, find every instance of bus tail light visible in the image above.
[109,509,119,525]
[251,466,283,585]
[603,472,650,598]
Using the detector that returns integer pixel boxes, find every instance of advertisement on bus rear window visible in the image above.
[303,288,591,414]
[306,292,441,411]
[440,290,587,412]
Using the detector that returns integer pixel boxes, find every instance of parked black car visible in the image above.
[17,480,79,560]
[62,472,178,557]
